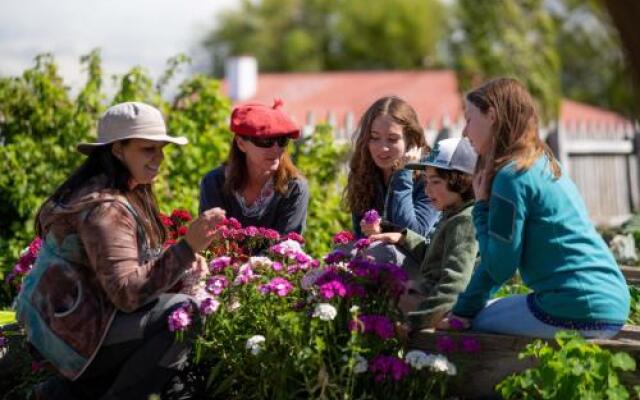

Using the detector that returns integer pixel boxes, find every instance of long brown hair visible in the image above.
[223,137,302,195]
[35,143,167,248]
[466,78,560,189]
[343,96,428,215]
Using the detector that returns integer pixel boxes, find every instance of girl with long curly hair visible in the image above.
[343,96,440,238]
[437,78,630,339]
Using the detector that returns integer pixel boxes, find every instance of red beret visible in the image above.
[230,99,300,139]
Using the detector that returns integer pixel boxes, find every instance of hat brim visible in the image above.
[77,134,188,155]
[405,160,471,174]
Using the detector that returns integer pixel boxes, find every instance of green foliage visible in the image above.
[496,331,638,400]
[493,274,531,298]
[450,0,561,123]
[0,51,233,303]
[629,285,640,326]
[293,124,351,257]
[203,0,446,74]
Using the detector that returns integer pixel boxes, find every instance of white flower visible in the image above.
[272,239,302,255]
[228,299,241,312]
[405,350,430,370]
[349,305,360,314]
[353,355,368,374]
[246,335,266,355]
[249,256,273,269]
[429,354,457,376]
[312,303,337,321]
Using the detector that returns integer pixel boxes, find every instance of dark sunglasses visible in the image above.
[240,135,291,148]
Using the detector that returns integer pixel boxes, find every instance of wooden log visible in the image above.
[409,325,640,399]
[621,265,640,284]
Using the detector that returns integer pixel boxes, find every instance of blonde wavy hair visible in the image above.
[343,96,427,215]
[466,78,560,191]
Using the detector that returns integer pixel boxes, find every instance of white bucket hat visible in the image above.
[77,102,188,155]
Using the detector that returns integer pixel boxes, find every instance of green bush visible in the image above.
[497,331,639,400]
[0,51,351,307]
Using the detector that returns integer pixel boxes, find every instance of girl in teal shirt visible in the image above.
[438,78,630,339]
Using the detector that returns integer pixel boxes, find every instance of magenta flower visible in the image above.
[267,277,294,297]
[436,336,458,353]
[209,256,232,273]
[369,355,410,382]
[332,230,355,245]
[206,275,229,296]
[354,238,371,250]
[319,280,347,299]
[449,317,466,331]
[323,249,347,264]
[199,298,220,316]
[349,315,395,340]
[271,261,283,271]
[168,307,192,332]
[361,209,381,225]
[461,336,481,353]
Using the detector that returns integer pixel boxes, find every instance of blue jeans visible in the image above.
[471,295,621,340]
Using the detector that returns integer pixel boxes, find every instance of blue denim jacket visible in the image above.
[352,169,440,237]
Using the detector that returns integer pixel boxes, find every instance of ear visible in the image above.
[235,136,248,153]
[111,141,124,160]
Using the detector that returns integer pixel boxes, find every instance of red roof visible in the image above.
[225,70,632,130]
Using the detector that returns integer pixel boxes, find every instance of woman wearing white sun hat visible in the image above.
[17,102,225,399]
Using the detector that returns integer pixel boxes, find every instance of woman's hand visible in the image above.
[397,146,422,170]
[360,219,381,237]
[435,313,471,331]
[473,169,490,201]
[184,207,226,253]
[369,232,403,245]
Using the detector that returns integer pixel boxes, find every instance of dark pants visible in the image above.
[39,293,197,400]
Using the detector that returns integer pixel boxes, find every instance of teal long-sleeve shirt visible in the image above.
[452,157,630,324]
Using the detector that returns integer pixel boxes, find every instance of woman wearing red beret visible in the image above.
[199,100,309,234]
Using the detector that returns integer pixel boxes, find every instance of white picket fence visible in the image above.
[304,111,640,227]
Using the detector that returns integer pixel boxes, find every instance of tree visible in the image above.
[552,0,636,117]
[202,0,446,76]
[602,0,640,117]
[449,0,562,123]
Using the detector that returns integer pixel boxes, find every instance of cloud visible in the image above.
[0,0,237,91]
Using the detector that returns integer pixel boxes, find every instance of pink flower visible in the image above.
[284,232,305,244]
[271,261,283,271]
[199,298,220,316]
[168,307,192,332]
[209,256,232,273]
[461,336,481,353]
[234,264,256,285]
[244,226,259,237]
[268,277,294,297]
[436,336,457,353]
[319,280,347,299]
[332,230,355,245]
[361,209,381,225]
[206,275,229,296]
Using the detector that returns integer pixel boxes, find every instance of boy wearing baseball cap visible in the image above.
[371,137,479,330]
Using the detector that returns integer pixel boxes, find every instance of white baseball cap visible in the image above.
[406,137,478,174]
[77,102,188,155]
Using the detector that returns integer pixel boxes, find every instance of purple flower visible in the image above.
[361,209,381,225]
[199,298,220,316]
[206,275,229,296]
[436,336,457,353]
[349,315,395,340]
[0,334,7,348]
[319,280,347,299]
[354,238,371,250]
[209,256,232,273]
[234,264,256,285]
[168,307,192,332]
[267,277,294,297]
[323,249,347,264]
[369,355,410,382]
[461,336,481,353]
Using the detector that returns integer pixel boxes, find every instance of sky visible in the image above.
[0,0,237,93]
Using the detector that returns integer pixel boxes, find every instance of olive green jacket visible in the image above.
[401,201,478,330]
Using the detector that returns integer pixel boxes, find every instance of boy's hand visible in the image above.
[435,313,471,331]
[360,220,381,236]
[369,232,403,244]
